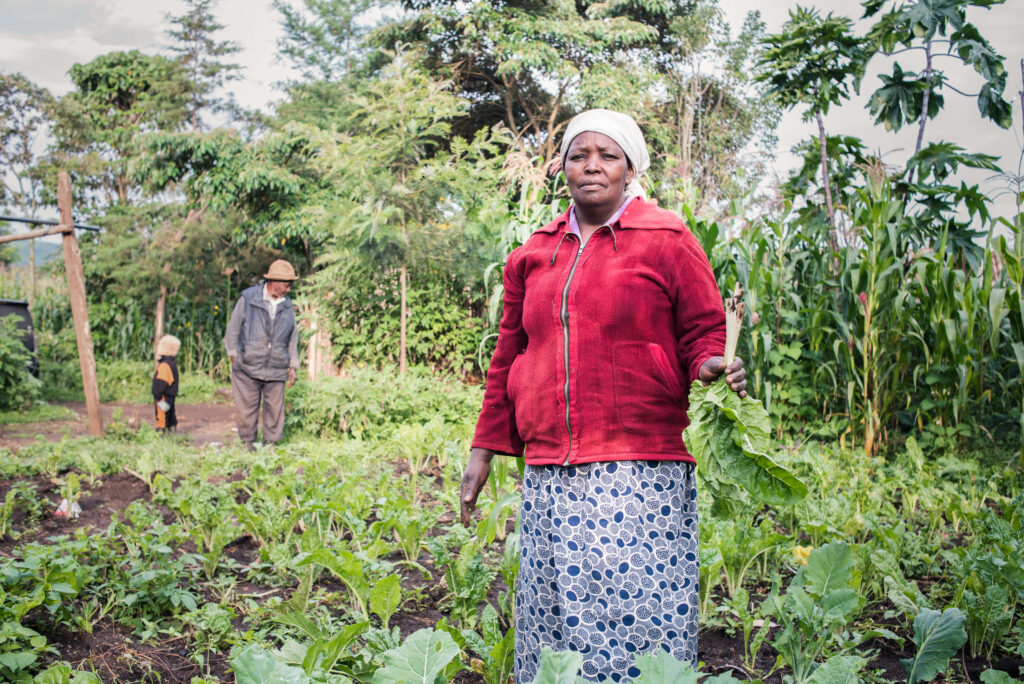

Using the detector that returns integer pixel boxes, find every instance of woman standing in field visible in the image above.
[461,109,747,682]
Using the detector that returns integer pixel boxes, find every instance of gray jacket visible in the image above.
[224,283,299,382]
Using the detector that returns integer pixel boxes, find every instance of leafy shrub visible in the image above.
[328,280,485,376]
[40,359,230,403]
[0,314,40,410]
[286,365,482,438]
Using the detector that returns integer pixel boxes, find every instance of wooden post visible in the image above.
[29,239,37,361]
[58,172,103,437]
[28,239,35,308]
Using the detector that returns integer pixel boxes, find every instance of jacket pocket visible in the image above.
[270,344,290,369]
[613,341,685,434]
[508,351,542,443]
[506,351,526,405]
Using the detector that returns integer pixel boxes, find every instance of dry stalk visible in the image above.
[724,282,745,366]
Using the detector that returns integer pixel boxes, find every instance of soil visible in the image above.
[0,399,241,452]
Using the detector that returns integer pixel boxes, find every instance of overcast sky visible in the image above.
[2,0,1022,223]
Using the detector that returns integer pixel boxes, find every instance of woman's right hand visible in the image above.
[460,448,494,526]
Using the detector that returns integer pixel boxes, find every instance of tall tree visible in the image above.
[864,0,1012,167]
[0,72,53,218]
[275,0,379,82]
[166,0,243,129]
[649,1,778,211]
[300,51,506,374]
[48,50,190,209]
[758,7,868,238]
[0,73,53,276]
[45,51,191,361]
[371,0,686,163]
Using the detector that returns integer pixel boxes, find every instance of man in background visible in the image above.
[224,260,299,451]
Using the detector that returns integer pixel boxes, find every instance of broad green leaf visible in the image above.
[527,648,582,684]
[33,664,102,684]
[275,611,326,641]
[821,588,860,621]
[487,628,515,684]
[233,644,311,684]
[803,542,854,598]
[684,378,806,516]
[702,673,746,684]
[807,655,865,684]
[900,608,967,684]
[0,650,38,672]
[630,649,699,683]
[369,575,402,628]
[70,672,103,684]
[980,670,1022,684]
[33,664,72,684]
[372,629,461,684]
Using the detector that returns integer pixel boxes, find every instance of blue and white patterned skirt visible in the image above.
[515,460,699,683]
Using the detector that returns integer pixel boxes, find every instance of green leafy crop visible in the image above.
[684,378,807,517]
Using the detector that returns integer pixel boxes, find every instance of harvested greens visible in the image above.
[683,284,807,517]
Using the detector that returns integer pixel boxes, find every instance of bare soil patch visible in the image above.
[0,401,241,452]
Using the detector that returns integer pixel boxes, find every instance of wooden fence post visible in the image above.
[58,172,103,437]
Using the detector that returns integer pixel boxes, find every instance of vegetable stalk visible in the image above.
[724,282,745,366]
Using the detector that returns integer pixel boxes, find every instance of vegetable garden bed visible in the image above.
[0,385,1021,683]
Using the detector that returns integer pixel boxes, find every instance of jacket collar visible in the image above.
[536,196,684,235]
[247,281,292,310]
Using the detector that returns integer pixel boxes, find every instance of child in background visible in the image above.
[152,335,180,432]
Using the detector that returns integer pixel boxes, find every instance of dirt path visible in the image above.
[0,400,242,451]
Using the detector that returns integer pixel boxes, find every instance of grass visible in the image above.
[40,360,232,404]
[0,402,76,425]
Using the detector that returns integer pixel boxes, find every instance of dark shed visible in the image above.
[0,299,39,377]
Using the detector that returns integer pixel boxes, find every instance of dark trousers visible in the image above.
[231,368,285,443]
[155,397,177,431]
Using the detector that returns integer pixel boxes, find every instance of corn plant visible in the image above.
[826,171,925,455]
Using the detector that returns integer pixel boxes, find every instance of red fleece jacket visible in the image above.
[472,197,726,466]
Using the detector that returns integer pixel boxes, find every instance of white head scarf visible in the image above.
[559,109,651,198]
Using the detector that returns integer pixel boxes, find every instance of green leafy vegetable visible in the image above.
[900,608,967,684]
[371,628,462,684]
[684,378,807,516]
[232,644,311,684]
[630,649,700,683]
[527,647,582,684]
[980,670,1023,684]
[369,575,402,629]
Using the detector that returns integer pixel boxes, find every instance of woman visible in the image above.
[461,109,746,682]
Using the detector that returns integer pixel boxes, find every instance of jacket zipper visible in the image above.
[560,236,585,466]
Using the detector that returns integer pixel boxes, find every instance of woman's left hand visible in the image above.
[698,356,747,398]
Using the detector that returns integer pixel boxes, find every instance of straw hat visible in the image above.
[263,259,298,281]
[157,335,181,357]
